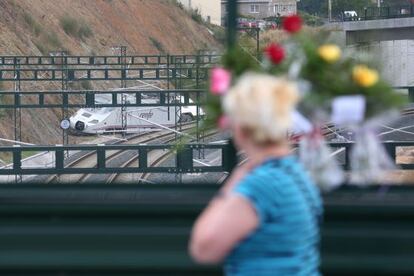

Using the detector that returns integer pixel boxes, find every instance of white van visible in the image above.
[343,11,359,21]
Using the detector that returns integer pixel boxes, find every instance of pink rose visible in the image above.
[217,115,231,130]
[210,67,231,95]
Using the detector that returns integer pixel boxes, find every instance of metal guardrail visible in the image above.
[0,89,205,109]
[329,141,414,170]
[0,142,412,176]
[0,54,221,67]
[0,67,209,82]
[342,5,414,21]
[0,184,414,275]
[0,143,235,175]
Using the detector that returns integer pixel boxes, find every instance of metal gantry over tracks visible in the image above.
[0,89,205,109]
[0,54,221,67]
[0,52,219,182]
[0,52,217,141]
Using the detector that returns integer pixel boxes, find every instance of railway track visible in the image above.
[215,107,414,185]
[128,107,414,185]
[81,128,217,184]
[47,122,199,184]
[402,107,414,116]
[46,107,414,185]
[109,129,220,184]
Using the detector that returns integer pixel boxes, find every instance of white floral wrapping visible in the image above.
[349,127,396,185]
[299,130,345,192]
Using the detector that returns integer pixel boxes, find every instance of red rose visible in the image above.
[283,15,302,33]
[264,43,285,65]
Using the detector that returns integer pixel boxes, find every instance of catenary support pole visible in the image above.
[227,0,238,49]
[226,0,239,173]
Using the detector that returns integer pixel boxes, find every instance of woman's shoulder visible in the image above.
[235,156,292,194]
[236,155,319,201]
[243,155,300,182]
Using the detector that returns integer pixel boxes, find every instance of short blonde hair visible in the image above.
[223,73,299,144]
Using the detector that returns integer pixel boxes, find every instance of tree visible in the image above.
[331,0,372,14]
[298,0,414,21]
[298,0,326,16]
[382,0,412,6]
[298,0,376,18]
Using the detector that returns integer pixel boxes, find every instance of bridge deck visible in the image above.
[0,184,413,275]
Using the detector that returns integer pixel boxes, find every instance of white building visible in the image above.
[221,0,298,23]
[178,0,222,25]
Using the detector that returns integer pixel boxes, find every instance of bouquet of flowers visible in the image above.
[206,15,406,191]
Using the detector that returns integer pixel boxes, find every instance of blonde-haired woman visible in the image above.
[190,73,323,275]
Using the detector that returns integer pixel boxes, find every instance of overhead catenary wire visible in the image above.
[0,137,35,146]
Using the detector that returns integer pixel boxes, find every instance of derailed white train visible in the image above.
[69,94,202,134]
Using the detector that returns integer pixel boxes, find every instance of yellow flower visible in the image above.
[318,44,341,63]
[353,65,379,88]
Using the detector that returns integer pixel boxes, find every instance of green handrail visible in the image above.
[0,142,413,176]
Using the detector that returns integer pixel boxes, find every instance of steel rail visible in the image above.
[74,123,199,184]
[46,122,197,184]
[109,130,220,184]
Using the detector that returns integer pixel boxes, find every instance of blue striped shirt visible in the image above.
[225,156,323,276]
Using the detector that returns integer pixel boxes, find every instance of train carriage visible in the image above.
[69,94,201,134]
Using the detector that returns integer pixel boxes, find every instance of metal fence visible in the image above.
[0,89,205,109]
[0,143,234,175]
[0,67,209,82]
[342,5,414,21]
[328,141,414,170]
[0,54,221,67]
[0,142,412,176]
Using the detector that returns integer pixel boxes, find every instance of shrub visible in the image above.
[33,31,62,54]
[299,11,324,27]
[149,37,165,53]
[170,1,208,26]
[45,31,62,48]
[33,40,48,54]
[60,15,93,40]
[210,25,226,44]
[191,8,204,24]
[60,15,79,36]
[23,12,42,36]
[170,0,184,10]
[78,24,93,40]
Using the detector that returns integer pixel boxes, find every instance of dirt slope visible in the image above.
[0,0,219,147]
[0,0,218,55]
